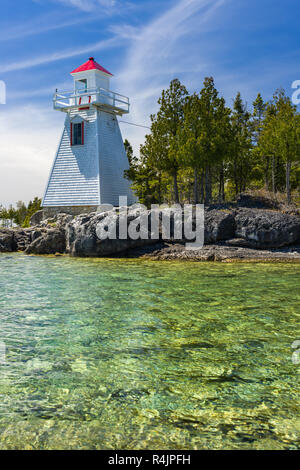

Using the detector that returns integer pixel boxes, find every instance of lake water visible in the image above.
[0,253,299,450]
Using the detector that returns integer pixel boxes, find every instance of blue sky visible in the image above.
[0,0,299,206]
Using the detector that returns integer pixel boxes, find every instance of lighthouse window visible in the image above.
[75,79,87,93]
[71,122,84,146]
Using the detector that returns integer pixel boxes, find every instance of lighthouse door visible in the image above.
[75,79,89,105]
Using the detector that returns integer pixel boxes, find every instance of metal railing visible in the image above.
[53,87,130,113]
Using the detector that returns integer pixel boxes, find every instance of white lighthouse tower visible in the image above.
[42,57,136,215]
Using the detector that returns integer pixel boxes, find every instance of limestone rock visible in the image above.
[234,208,300,248]
[0,229,16,252]
[66,209,156,257]
[204,210,236,243]
[1,205,300,259]
[14,229,33,251]
[25,228,66,255]
[29,210,44,226]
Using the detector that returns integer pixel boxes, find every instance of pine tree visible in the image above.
[124,139,136,167]
[228,92,253,195]
[252,93,268,189]
[258,89,300,203]
[179,78,232,204]
[155,79,188,203]
[274,91,299,204]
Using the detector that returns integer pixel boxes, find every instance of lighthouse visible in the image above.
[42,57,136,215]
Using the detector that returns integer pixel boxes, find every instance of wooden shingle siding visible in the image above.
[43,109,100,207]
[43,107,136,208]
[97,110,136,206]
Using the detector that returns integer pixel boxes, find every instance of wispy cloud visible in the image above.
[0,12,98,42]
[8,82,70,100]
[119,0,225,86]
[54,0,117,12]
[0,0,227,205]
[0,105,63,206]
[116,0,227,154]
[0,36,119,73]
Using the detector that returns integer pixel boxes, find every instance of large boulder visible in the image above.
[236,193,280,210]
[30,210,44,226]
[34,213,74,228]
[14,229,34,251]
[65,207,238,257]
[25,228,66,254]
[234,208,300,248]
[0,229,16,252]
[204,210,236,243]
[66,209,156,257]
[0,228,42,252]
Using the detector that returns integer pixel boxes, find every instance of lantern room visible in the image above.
[71,57,113,93]
[53,57,129,114]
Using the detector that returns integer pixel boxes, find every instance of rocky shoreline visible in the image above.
[134,242,300,262]
[1,206,300,262]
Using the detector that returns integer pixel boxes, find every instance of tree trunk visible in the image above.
[286,160,291,205]
[157,172,161,205]
[264,156,270,191]
[272,155,276,194]
[200,170,204,204]
[276,156,282,191]
[241,170,247,192]
[173,171,179,204]
[218,163,225,203]
[205,166,212,205]
[234,158,239,196]
[187,182,191,204]
[193,167,198,205]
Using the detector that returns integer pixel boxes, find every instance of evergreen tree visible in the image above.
[14,201,27,226]
[228,92,253,195]
[274,91,299,204]
[252,93,269,189]
[155,79,188,203]
[179,78,232,203]
[124,139,136,167]
[123,79,299,207]
[258,89,300,203]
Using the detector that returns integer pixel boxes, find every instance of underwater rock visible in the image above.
[52,360,72,372]
[110,388,150,402]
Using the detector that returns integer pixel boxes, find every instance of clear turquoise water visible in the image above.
[0,253,299,450]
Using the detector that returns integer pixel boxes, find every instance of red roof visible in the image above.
[71,57,113,75]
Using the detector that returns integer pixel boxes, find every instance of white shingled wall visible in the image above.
[43,107,136,208]
[97,109,136,206]
[43,108,100,206]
